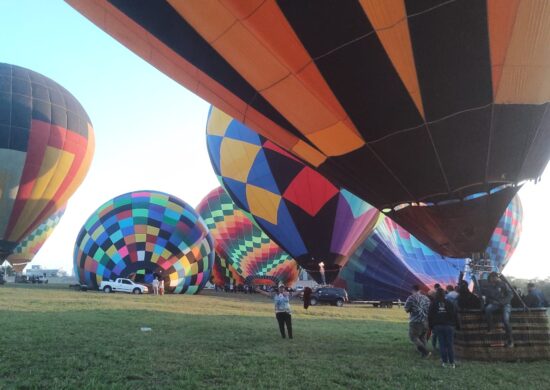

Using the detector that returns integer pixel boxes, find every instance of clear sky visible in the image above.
[1,1,548,279]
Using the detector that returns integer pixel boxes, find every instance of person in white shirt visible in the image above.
[152,277,159,295]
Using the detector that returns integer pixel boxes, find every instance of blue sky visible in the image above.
[1,1,548,278]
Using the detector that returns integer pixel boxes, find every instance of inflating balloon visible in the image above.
[197,187,299,287]
[69,1,550,257]
[211,253,244,288]
[207,108,379,283]
[74,191,214,294]
[7,206,66,273]
[335,195,522,300]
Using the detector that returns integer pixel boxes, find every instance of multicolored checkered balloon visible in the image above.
[485,195,522,271]
[206,107,379,283]
[74,191,214,294]
[211,253,244,287]
[197,187,299,287]
[7,206,66,273]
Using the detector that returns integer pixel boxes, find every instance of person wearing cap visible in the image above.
[256,284,301,339]
[481,272,514,347]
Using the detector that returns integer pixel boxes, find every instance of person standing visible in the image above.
[481,272,514,347]
[524,282,548,308]
[404,285,432,358]
[152,276,159,295]
[429,288,459,368]
[256,285,300,339]
[159,278,165,295]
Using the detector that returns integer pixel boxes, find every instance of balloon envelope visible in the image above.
[207,107,379,283]
[68,1,550,257]
[0,63,94,259]
[197,187,299,287]
[335,195,523,300]
[211,252,244,288]
[7,205,66,272]
[74,191,214,294]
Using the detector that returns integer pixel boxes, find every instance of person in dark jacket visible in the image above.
[457,280,481,309]
[428,288,458,368]
[481,272,514,347]
[524,283,548,308]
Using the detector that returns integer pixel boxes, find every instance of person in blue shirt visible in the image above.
[256,285,301,339]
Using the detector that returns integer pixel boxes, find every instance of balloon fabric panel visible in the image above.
[68,0,550,258]
[206,107,379,283]
[74,191,214,294]
[0,63,94,259]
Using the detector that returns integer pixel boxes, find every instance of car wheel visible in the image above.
[133,288,141,294]
[103,286,112,293]
[336,299,344,307]
[310,297,318,306]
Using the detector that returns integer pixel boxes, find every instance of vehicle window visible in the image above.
[122,280,131,285]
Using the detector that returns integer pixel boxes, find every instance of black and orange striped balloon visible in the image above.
[67,0,549,257]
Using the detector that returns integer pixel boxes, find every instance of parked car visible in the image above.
[29,275,48,284]
[14,275,30,284]
[99,278,148,294]
[309,287,349,307]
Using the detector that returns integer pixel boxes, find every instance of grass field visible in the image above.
[0,285,548,389]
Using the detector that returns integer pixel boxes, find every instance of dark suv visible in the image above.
[310,287,349,307]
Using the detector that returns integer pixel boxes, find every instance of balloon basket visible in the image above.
[454,308,550,361]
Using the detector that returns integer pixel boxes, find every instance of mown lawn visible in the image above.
[0,285,548,389]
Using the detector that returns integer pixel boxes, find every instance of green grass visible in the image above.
[0,285,548,389]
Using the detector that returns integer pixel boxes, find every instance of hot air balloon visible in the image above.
[68,0,550,257]
[206,108,379,283]
[6,206,66,273]
[197,187,299,287]
[211,253,244,289]
[74,191,214,294]
[0,63,94,260]
[335,195,523,301]
[485,195,523,270]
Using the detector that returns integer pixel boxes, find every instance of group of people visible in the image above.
[405,273,549,367]
[515,283,548,308]
[214,283,256,293]
[151,276,165,295]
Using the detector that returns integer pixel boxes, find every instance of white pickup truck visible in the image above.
[99,278,148,294]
